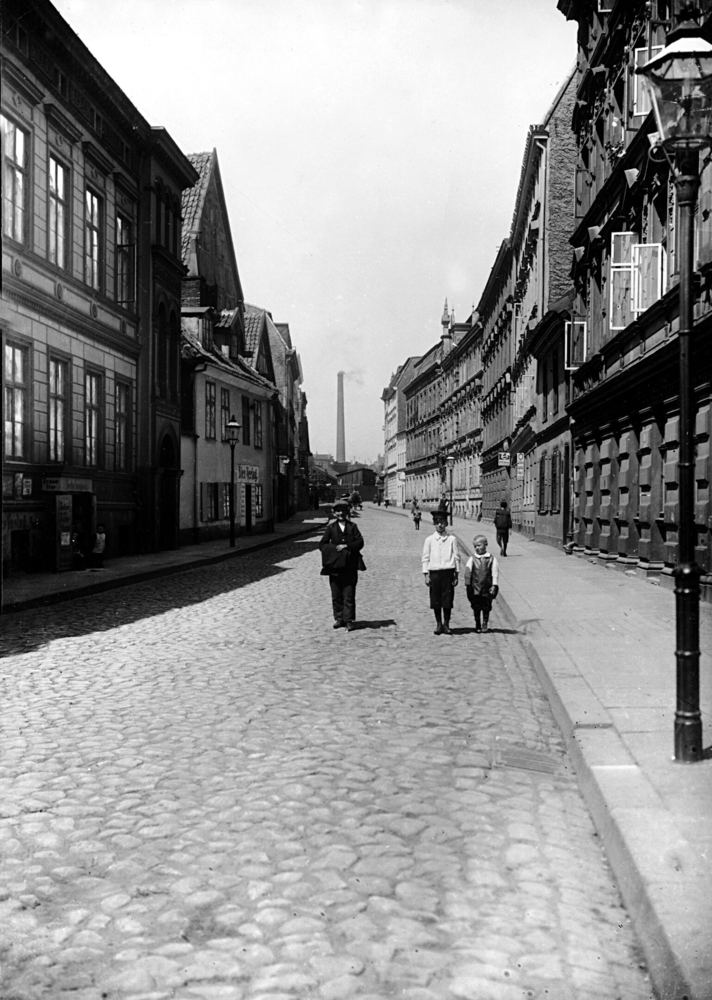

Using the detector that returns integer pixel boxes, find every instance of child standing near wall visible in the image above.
[464,534,499,633]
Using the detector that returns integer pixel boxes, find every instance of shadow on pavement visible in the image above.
[353,619,397,630]
[452,626,520,636]
[0,537,322,660]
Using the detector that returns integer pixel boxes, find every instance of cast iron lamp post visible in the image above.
[446,454,455,526]
[226,415,241,548]
[637,12,712,762]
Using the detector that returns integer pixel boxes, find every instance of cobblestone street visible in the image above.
[0,509,655,1000]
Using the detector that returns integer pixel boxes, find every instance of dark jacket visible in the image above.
[494,508,512,530]
[319,520,366,575]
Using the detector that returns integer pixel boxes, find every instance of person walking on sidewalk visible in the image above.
[494,500,512,556]
[422,510,460,636]
[319,500,366,632]
[464,534,499,633]
[411,499,422,531]
[91,524,107,569]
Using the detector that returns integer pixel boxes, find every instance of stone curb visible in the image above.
[1,521,325,616]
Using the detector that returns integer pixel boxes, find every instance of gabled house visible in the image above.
[179,150,277,541]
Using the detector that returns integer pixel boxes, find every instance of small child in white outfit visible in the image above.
[464,534,499,633]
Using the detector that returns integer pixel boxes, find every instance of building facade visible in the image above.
[558,0,712,598]
[382,355,420,507]
[1,0,196,575]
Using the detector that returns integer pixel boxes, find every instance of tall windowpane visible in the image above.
[254,401,263,448]
[85,371,101,466]
[49,157,68,268]
[4,343,28,459]
[116,213,134,305]
[85,189,102,290]
[49,358,67,462]
[1,115,27,242]
[205,382,216,440]
[220,388,230,441]
[115,382,129,471]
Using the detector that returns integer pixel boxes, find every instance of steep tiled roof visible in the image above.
[243,306,264,359]
[180,326,276,392]
[181,152,212,264]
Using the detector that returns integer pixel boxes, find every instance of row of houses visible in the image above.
[1,0,310,577]
[383,0,712,602]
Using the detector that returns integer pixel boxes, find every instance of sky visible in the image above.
[54,0,578,465]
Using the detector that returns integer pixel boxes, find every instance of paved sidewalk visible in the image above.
[1,509,327,614]
[379,502,712,1000]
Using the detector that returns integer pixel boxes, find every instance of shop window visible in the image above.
[221,482,231,520]
[49,357,68,462]
[85,371,102,467]
[115,382,130,472]
[220,388,230,441]
[49,156,68,269]
[1,115,28,244]
[4,342,29,459]
[205,382,216,440]
[255,484,264,517]
[200,482,218,521]
[116,213,135,306]
[84,189,103,290]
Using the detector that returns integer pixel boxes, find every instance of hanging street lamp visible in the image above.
[637,10,712,762]
[446,454,456,526]
[226,415,241,548]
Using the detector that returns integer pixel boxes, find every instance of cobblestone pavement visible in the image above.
[0,510,654,1000]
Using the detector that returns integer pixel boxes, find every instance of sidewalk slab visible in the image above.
[1,510,327,615]
[378,503,712,997]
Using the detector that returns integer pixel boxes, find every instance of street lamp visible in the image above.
[226,415,241,548]
[446,454,455,526]
[637,13,712,762]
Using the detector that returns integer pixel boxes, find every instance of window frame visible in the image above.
[220,387,230,442]
[254,400,263,449]
[633,47,664,118]
[48,154,69,270]
[1,113,29,245]
[115,211,135,307]
[115,380,131,472]
[48,355,69,463]
[84,369,103,468]
[565,320,588,370]
[4,340,30,461]
[84,187,103,291]
[205,381,216,440]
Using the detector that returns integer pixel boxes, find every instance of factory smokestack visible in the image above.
[336,371,346,463]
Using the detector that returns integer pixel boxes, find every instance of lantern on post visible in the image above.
[636,10,712,763]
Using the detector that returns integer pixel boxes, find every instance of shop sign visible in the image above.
[43,477,93,493]
[498,452,511,468]
[516,453,525,480]
[237,465,260,483]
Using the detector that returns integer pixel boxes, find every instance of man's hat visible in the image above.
[432,510,448,523]
[332,500,350,513]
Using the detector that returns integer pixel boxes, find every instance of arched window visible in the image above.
[157,303,168,397]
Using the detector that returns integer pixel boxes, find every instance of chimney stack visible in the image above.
[336,371,346,463]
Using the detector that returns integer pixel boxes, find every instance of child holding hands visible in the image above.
[464,534,499,633]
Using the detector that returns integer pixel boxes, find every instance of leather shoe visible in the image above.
[346,621,355,631]
[433,624,443,635]
[333,621,346,629]
[441,624,453,635]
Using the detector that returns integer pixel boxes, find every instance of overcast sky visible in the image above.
[54,0,577,464]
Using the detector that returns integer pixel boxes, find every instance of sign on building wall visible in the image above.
[43,477,93,493]
[516,453,525,480]
[237,465,260,483]
[498,452,511,468]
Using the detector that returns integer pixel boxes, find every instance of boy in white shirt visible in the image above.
[422,511,461,635]
[464,534,499,633]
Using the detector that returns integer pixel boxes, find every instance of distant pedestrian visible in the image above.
[411,499,421,530]
[437,492,449,517]
[465,534,499,633]
[493,500,512,556]
[91,524,106,568]
[422,510,460,636]
[319,500,366,632]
